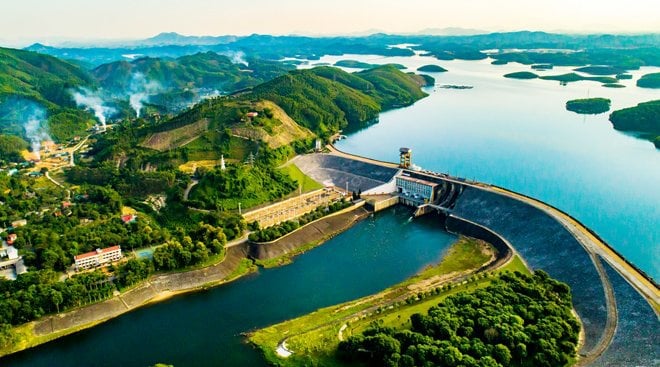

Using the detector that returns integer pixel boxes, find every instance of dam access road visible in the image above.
[292,145,659,365]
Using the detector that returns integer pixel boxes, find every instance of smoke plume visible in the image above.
[72,88,114,129]
[0,98,52,160]
[221,51,249,66]
[129,73,162,117]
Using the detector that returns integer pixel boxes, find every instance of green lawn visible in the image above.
[279,163,323,193]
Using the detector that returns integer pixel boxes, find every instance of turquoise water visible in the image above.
[2,208,457,367]
[326,54,660,280]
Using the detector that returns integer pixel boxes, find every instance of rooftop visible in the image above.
[74,245,121,261]
[396,175,439,188]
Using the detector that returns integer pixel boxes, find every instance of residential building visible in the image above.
[74,246,122,271]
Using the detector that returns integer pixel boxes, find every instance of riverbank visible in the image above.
[0,201,372,358]
[0,244,254,358]
[251,203,370,267]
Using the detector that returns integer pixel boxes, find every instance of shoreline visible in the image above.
[0,245,255,358]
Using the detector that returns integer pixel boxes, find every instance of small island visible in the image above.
[439,84,473,89]
[417,64,447,72]
[565,98,611,114]
[504,71,538,79]
[609,100,660,148]
[616,73,633,80]
[540,73,617,84]
[636,72,660,88]
[602,83,625,88]
[334,60,406,70]
[491,59,508,65]
[531,63,553,70]
[574,65,625,75]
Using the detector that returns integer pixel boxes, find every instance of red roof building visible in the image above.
[121,214,137,224]
[74,245,122,270]
[6,234,17,245]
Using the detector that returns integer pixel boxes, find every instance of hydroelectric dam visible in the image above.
[290,146,659,366]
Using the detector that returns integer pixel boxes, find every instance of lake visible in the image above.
[318,52,660,280]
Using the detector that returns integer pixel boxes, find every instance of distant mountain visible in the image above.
[93,51,295,111]
[413,27,488,36]
[139,32,237,46]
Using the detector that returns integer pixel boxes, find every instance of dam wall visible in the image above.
[451,185,608,353]
[593,257,660,366]
[249,205,370,261]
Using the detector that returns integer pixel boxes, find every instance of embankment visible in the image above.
[249,205,370,261]
[1,244,251,358]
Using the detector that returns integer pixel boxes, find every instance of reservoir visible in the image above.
[326,54,660,280]
[3,52,658,366]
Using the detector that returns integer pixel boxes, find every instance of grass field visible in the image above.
[249,238,529,366]
[279,163,323,193]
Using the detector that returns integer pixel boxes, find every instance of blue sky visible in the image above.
[1,0,659,46]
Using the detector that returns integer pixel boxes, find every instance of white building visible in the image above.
[74,246,122,271]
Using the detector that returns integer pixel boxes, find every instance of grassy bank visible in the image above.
[249,238,528,366]
[279,163,323,193]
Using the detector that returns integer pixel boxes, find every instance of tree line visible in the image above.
[338,271,579,367]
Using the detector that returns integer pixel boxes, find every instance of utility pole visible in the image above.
[238,202,242,215]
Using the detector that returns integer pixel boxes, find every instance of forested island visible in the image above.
[504,72,538,79]
[417,64,447,72]
[636,73,660,88]
[334,60,406,70]
[565,98,611,114]
[609,100,660,148]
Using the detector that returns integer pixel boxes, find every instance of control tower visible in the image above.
[399,147,412,169]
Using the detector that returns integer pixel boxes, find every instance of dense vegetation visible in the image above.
[248,199,352,242]
[636,72,660,88]
[539,73,617,84]
[565,98,611,114]
[0,48,98,141]
[250,66,430,137]
[417,65,448,72]
[503,72,538,79]
[0,134,28,162]
[573,66,624,75]
[609,100,660,148]
[338,271,579,367]
[189,164,298,211]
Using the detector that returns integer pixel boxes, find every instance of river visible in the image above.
[2,209,456,366]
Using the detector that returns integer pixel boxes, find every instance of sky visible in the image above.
[1,0,659,46]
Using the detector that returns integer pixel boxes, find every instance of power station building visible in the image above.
[395,174,439,203]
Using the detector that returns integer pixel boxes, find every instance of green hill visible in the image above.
[609,100,660,148]
[0,47,98,140]
[250,65,431,136]
[94,52,294,96]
